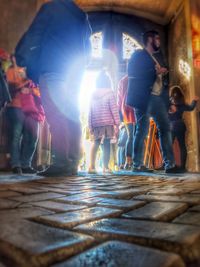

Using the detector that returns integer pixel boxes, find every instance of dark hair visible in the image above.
[142,30,159,46]
[170,86,185,105]
[96,70,112,89]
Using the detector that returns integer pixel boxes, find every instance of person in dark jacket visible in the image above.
[15,0,91,176]
[169,86,199,171]
[127,30,179,173]
[0,51,11,110]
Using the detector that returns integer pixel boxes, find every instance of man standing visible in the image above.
[127,30,179,173]
[15,0,91,176]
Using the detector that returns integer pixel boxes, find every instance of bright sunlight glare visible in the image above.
[79,70,98,114]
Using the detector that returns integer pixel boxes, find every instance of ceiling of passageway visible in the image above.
[75,0,183,25]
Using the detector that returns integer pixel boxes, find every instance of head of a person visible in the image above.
[170,86,185,104]
[96,70,112,89]
[142,30,160,52]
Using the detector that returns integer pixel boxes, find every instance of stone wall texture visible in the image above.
[0,0,37,53]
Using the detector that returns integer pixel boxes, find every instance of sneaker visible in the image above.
[165,166,185,174]
[132,166,154,172]
[124,163,133,170]
[22,167,36,174]
[12,167,22,174]
[37,165,72,177]
[103,168,112,174]
[88,168,97,174]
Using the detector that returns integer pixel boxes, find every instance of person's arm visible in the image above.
[15,2,53,67]
[109,92,120,126]
[182,97,199,111]
[128,50,156,79]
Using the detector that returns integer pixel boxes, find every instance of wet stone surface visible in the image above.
[173,212,200,226]
[0,219,94,267]
[0,172,199,267]
[35,207,122,228]
[75,218,200,261]
[52,241,186,267]
[29,200,87,212]
[123,201,188,221]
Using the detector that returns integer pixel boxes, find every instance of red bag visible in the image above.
[20,93,45,122]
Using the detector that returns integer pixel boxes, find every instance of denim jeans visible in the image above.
[6,107,39,168]
[133,95,175,169]
[39,73,81,169]
[125,123,135,158]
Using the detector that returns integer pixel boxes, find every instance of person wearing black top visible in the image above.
[169,86,199,171]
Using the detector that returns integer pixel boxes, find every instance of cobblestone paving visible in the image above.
[0,171,200,267]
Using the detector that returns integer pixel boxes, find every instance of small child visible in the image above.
[169,86,199,171]
[88,70,120,174]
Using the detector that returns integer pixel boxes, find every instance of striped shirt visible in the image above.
[88,88,120,130]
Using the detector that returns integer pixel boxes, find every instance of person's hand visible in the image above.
[193,96,199,101]
[169,104,176,113]
[155,65,168,75]
[21,87,31,94]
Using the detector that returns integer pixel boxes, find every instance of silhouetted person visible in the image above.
[127,30,180,173]
[15,0,91,176]
[169,86,199,172]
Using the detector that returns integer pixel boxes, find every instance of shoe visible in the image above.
[22,167,36,174]
[165,166,185,174]
[37,165,72,177]
[88,168,97,174]
[12,167,22,174]
[103,168,112,174]
[124,163,133,170]
[132,165,154,172]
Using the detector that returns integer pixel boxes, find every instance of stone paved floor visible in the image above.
[0,170,200,267]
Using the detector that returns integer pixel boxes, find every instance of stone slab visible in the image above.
[35,207,122,228]
[0,207,54,220]
[0,191,21,198]
[8,186,48,194]
[55,192,104,202]
[0,199,20,210]
[52,241,185,267]
[75,218,200,261]
[99,188,147,199]
[8,192,66,203]
[30,201,87,212]
[173,212,200,226]
[123,202,188,221]
[189,205,200,212]
[94,197,146,211]
[133,194,200,205]
[149,188,187,195]
[0,219,94,267]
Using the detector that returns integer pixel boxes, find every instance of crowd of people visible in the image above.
[0,0,199,176]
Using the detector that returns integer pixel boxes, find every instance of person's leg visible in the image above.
[6,107,25,172]
[176,130,187,170]
[133,109,149,168]
[39,74,74,174]
[21,116,39,172]
[103,138,111,169]
[149,95,175,170]
[67,117,82,174]
[125,123,134,168]
[89,139,101,170]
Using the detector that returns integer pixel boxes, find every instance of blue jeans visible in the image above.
[125,123,135,157]
[133,95,175,170]
[6,107,39,168]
